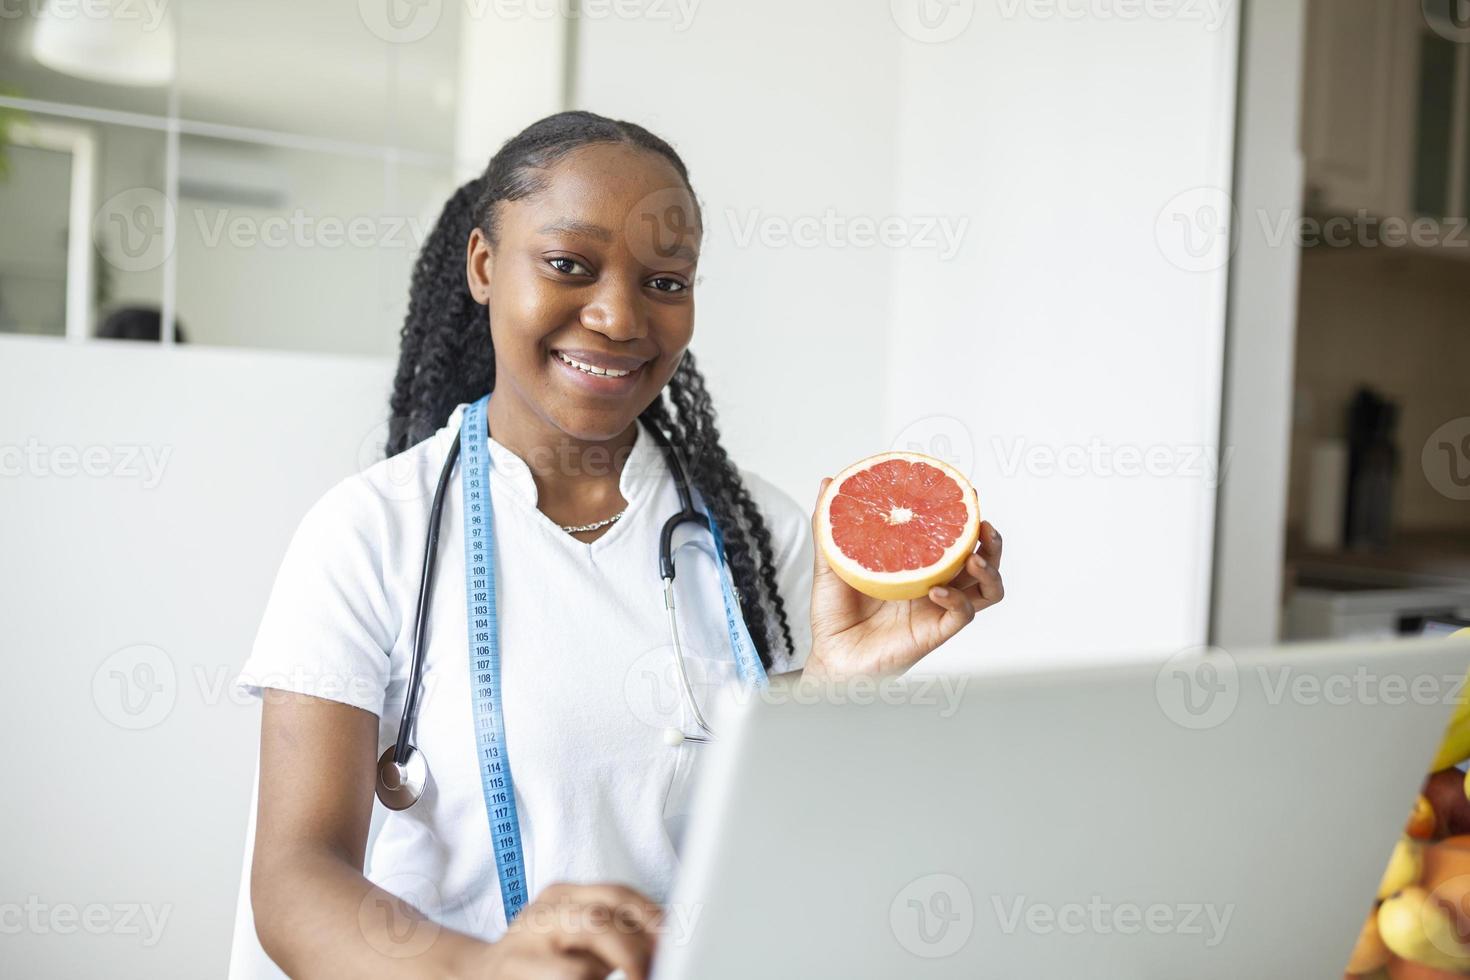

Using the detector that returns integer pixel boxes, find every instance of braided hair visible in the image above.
[386,110,795,667]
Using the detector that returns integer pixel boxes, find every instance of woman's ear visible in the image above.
[466,226,494,304]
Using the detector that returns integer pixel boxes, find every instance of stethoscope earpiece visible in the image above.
[376,743,430,811]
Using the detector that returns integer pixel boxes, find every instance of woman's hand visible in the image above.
[804,477,1005,680]
[474,882,663,980]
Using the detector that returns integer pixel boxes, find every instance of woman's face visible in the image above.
[467,142,701,443]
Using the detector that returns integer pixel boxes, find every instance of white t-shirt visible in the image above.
[231,403,812,970]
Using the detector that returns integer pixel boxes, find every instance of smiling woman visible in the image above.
[383,112,795,664]
[236,110,1000,980]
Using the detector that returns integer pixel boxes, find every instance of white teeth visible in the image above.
[556,351,633,378]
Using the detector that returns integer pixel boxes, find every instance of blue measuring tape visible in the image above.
[460,396,528,924]
[457,396,769,925]
[701,498,769,691]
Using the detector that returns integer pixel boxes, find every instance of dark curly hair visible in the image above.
[386,110,794,667]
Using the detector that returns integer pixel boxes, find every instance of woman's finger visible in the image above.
[552,917,656,980]
[946,550,982,592]
[926,585,976,640]
[946,523,1002,593]
[966,550,1004,606]
[978,521,1003,570]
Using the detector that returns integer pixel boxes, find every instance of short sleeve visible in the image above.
[741,470,814,675]
[235,479,396,716]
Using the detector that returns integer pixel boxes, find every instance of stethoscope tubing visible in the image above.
[383,416,720,802]
[393,434,460,768]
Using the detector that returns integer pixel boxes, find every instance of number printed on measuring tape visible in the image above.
[460,396,528,924]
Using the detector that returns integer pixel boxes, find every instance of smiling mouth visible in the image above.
[553,350,644,379]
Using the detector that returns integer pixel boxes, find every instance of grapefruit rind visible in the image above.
[817,451,981,602]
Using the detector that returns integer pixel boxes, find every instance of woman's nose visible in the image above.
[579,278,645,341]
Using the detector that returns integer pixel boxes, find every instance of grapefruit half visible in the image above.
[817,451,981,601]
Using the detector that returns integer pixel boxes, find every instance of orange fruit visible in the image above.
[817,451,980,601]
[1409,795,1438,841]
[1347,906,1391,974]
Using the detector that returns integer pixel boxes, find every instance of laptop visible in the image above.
[654,636,1470,978]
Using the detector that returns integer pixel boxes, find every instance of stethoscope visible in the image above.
[375,417,732,811]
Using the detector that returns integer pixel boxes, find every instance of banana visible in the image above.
[1379,838,1425,901]
[1427,630,1470,773]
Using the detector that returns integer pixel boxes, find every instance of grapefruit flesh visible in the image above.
[817,451,980,601]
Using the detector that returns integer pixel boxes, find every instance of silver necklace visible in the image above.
[559,509,627,534]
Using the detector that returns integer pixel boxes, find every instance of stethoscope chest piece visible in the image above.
[376,744,429,811]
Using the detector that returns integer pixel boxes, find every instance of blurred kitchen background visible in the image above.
[1,0,1468,975]
[1281,0,1470,642]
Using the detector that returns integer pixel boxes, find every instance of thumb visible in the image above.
[810,477,837,582]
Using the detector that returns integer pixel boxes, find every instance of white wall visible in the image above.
[0,335,393,978]
[887,5,1240,670]
[579,0,1241,670]
[574,0,904,499]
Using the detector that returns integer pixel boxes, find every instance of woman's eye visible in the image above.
[548,257,591,276]
[648,277,687,293]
